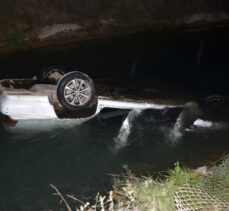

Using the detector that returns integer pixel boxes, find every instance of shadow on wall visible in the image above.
[0,26,228,92]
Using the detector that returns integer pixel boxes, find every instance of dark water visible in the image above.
[0,107,229,211]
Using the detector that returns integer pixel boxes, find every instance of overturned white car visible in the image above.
[0,66,183,132]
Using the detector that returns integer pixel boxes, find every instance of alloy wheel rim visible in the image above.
[64,79,91,106]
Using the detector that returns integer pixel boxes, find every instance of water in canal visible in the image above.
[0,104,229,211]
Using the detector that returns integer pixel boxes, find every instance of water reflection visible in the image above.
[0,108,229,210]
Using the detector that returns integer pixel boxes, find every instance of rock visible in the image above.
[194,166,210,176]
[0,0,229,54]
[38,23,82,40]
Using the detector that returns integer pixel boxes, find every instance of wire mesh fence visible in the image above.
[174,155,229,211]
[175,185,229,211]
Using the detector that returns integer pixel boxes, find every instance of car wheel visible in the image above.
[56,71,96,111]
[38,66,65,83]
[205,95,225,106]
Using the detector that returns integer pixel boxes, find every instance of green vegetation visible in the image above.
[51,155,229,211]
[112,163,201,210]
[112,158,229,211]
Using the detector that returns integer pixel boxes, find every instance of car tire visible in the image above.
[205,95,225,106]
[56,71,96,111]
[38,66,66,83]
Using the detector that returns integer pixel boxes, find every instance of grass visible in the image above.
[51,155,229,211]
[112,163,205,211]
